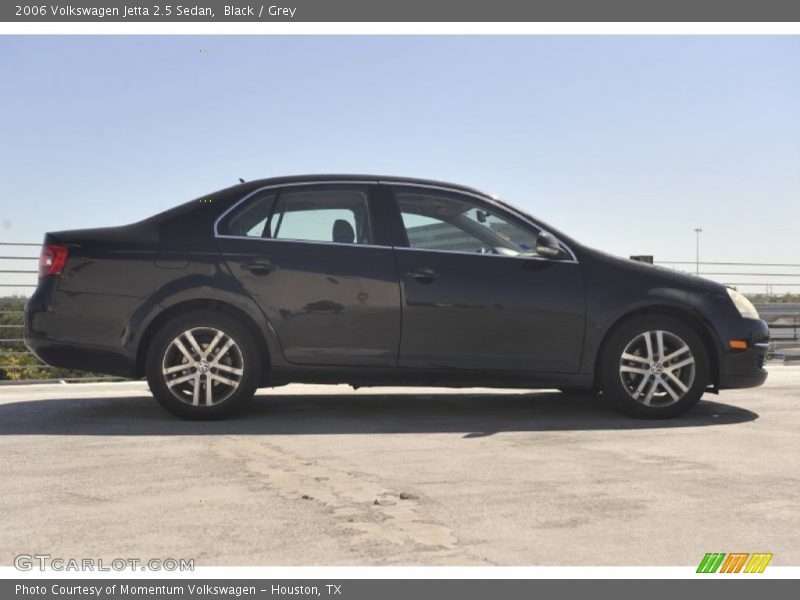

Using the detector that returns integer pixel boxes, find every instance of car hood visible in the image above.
[578,245,728,295]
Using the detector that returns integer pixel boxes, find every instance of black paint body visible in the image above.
[25,175,769,391]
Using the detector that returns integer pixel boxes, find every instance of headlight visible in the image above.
[726,287,759,319]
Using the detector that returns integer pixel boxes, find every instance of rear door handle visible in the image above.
[240,260,275,275]
[405,267,438,282]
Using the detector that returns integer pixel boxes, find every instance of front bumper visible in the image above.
[716,316,769,389]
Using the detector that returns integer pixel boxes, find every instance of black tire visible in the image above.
[145,309,263,420]
[599,314,710,419]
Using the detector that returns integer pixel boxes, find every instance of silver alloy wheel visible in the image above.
[161,327,244,407]
[618,330,696,407]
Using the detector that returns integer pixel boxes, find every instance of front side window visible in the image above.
[218,185,372,245]
[394,188,539,256]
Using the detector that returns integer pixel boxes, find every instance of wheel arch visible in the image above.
[593,304,722,389]
[135,298,272,385]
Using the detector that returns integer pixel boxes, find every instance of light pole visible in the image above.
[694,228,703,275]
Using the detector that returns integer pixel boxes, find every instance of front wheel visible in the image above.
[145,310,262,420]
[599,315,710,418]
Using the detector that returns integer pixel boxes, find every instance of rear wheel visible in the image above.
[145,310,262,420]
[599,315,710,418]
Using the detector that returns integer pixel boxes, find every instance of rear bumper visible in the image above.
[24,332,136,378]
[716,317,769,390]
[24,281,137,378]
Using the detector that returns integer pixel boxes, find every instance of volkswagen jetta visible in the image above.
[25,175,769,419]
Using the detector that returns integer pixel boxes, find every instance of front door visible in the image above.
[216,183,401,367]
[389,185,585,373]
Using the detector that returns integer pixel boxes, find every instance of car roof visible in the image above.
[236,174,495,199]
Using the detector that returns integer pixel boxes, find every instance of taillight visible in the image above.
[39,244,69,278]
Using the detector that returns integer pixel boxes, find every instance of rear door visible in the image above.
[387,184,586,373]
[215,182,401,367]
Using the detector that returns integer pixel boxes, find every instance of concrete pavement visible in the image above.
[0,367,798,566]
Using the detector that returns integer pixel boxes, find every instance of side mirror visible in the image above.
[535,231,566,259]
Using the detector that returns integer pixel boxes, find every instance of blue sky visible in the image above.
[1,36,798,274]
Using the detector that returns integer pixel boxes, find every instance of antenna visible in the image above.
[693,227,703,275]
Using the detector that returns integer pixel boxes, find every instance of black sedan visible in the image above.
[25,175,769,419]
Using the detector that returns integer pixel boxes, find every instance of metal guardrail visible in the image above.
[656,260,800,294]
[769,323,799,339]
[0,242,39,293]
[1,243,798,382]
[654,259,800,362]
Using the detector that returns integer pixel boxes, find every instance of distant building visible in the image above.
[406,222,532,252]
[630,255,654,264]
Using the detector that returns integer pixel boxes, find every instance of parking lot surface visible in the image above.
[1,367,798,566]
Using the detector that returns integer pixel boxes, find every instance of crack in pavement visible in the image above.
[212,437,488,565]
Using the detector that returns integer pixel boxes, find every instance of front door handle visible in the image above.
[240,260,275,275]
[405,267,438,282]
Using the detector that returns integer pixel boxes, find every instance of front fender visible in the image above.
[581,286,727,379]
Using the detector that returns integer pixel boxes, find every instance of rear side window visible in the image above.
[272,187,371,244]
[218,185,372,245]
[218,191,277,237]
